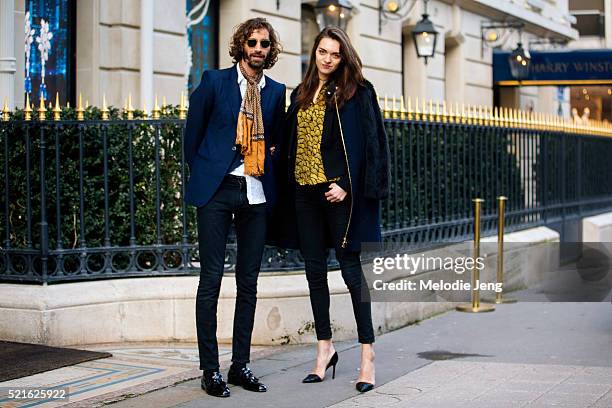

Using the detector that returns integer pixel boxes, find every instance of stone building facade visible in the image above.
[1,0,579,114]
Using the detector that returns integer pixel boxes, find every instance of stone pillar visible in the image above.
[402,29,427,102]
[444,4,465,105]
[140,0,154,109]
[0,0,16,109]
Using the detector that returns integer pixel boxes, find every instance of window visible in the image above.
[186,0,219,94]
[301,4,319,78]
[569,0,605,37]
[571,12,605,37]
[24,0,76,105]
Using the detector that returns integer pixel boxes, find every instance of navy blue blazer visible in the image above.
[184,66,286,211]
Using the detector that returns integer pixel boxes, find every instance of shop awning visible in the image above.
[493,49,612,86]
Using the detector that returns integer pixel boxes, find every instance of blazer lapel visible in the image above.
[260,80,273,122]
[224,66,242,124]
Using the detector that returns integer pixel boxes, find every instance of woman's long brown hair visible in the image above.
[296,26,364,110]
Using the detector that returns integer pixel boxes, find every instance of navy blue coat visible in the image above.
[273,81,390,252]
[184,66,286,212]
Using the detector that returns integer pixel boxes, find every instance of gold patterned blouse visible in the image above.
[295,86,334,185]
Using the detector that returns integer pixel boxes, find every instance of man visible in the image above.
[184,17,286,398]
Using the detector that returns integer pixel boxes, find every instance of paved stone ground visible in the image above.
[106,301,612,408]
[1,300,610,408]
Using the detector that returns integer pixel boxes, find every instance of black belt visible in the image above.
[224,174,245,181]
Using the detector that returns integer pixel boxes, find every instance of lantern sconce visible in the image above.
[314,0,354,31]
[480,20,525,58]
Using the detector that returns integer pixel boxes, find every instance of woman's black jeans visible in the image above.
[295,183,375,344]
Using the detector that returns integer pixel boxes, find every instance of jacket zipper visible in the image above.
[334,94,354,249]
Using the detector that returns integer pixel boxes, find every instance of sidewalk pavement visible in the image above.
[1,300,610,408]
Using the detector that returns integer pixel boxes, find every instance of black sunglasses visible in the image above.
[246,39,271,48]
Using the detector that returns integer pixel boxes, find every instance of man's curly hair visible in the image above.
[229,18,282,70]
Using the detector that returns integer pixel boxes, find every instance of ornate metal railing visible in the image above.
[1,94,612,283]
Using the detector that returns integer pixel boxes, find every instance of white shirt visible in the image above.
[230,63,267,205]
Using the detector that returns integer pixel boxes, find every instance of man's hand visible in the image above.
[269,146,276,156]
[325,183,347,203]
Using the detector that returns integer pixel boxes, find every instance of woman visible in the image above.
[275,26,390,393]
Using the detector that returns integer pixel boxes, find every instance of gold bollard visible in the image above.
[457,198,495,313]
[494,196,517,304]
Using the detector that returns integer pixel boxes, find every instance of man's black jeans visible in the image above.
[294,183,375,344]
[196,175,267,370]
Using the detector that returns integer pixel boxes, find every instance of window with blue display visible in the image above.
[186,0,219,95]
[24,0,76,106]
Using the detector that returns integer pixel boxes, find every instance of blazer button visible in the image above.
[232,146,236,151]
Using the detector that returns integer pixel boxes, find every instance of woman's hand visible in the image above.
[325,183,347,202]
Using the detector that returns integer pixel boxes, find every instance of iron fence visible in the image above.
[1,101,612,283]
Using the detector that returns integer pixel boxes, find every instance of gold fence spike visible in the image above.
[468,104,475,125]
[414,97,420,121]
[76,93,85,121]
[454,102,460,124]
[152,94,161,119]
[38,92,47,121]
[442,100,448,123]
[406,95,413,120]
[435,100,441,122]
[53,92,61,121]
[400,95,406,120]
[527,111,533,129]
[428,99,434,122]
[2,97,10,121]
[383,95,389,119]
[391,95,398,119]
[525,111,533,129]
[24,93,32,121]
[127,93,134,120]
[179,91,188,120]
[101,94,110,120]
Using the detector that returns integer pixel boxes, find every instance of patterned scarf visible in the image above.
[236,63,265,177]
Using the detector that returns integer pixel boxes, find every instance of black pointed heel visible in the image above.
[328,351,338,379]
[302,351,339,383]
[356,381,374,393]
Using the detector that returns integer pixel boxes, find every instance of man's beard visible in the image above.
[245,53,266,70]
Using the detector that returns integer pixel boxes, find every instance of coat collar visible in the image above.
[224,64,272,124]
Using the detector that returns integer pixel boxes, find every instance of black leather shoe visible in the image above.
[227,365,267,392]
[302,351,339,383]
[356,382,374,393]
[201,370,230,397]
